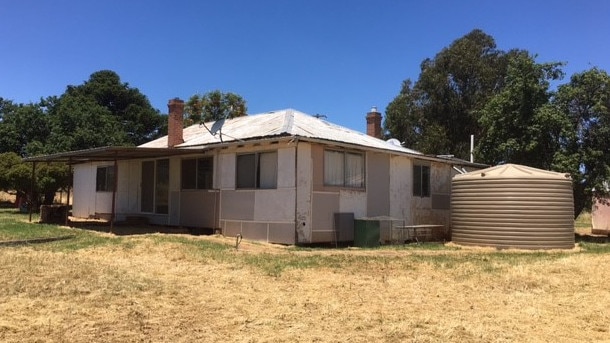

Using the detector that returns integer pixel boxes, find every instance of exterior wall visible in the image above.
[367,152,390,217]
[296,143,313,242]
[411,161,452,228]
[180,191,219,228]
[389,155,412,222]
[72,163,97,218]
[70,141,459,245]
[219,144,297,244]
[72,162,114,220]
[309,144,369,243]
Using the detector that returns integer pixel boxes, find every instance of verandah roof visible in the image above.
[22,146,207,164]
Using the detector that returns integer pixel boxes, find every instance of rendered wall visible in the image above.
[411,162,452,228]
[72,163,97,218]
[219,145,297,244]
[295,143,312,242]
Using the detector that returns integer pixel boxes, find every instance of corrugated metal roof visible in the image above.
[23,109,485,167]
[140,109,422,155]
[453,163,572,181]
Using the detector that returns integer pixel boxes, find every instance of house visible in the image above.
[592,197,610,235]
[26,98,483,244]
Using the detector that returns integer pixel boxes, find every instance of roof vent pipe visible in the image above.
[470,134,474,163]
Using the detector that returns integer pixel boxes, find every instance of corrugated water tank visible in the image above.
[451,164,574,249]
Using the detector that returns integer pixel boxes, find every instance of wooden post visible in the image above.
[29,162,36,222]
[110,155,118,234]
[65,159,72,226]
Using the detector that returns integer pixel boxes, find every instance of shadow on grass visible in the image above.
[0,235,75,247]
[69,221,213,236]
[575,232,609,244]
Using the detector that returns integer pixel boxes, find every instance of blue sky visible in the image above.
[1,0,608,133]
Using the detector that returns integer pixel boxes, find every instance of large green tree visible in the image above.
[385,29,509,158]
[476,52,566,169]
[0,70,167,206]
[0,152,68,205]
[553,68,610,217]
[0,99,50,156]
[184,90,247,125]
[46,70,166,153]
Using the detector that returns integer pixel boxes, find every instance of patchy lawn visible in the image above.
[0,209,609,342]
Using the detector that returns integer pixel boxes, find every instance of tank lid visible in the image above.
[453,163,571,181]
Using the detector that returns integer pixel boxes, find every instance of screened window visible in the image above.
[236,151,277,189]
[96,166,115,192]
[324,150,364,188]
[181,157,213,189]
[413,164,430,197]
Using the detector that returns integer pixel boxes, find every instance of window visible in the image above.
[413,164,430,197]
[96,166,115,192]
[140,159,170,214]
[236,151,277,189]
[324,150,364,188]
[181,157,213,189]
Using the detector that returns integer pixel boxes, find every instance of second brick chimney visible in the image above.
[167,98,185,148]
[366,106,382,139]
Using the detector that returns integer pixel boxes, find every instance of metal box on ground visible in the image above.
[354,219,380,247]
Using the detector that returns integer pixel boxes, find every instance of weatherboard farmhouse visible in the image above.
[29,99,482,244]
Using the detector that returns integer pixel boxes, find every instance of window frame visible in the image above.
[323,149,365,189]
[413,164,431,197]
[96,165,115,192]
[235,151,278,190]
[181,156,214,190]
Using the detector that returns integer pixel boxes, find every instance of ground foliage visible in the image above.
[0,210,608,342]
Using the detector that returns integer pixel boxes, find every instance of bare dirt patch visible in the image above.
[1,232,609,342]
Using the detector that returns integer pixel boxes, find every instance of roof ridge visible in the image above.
[280,109,295,133]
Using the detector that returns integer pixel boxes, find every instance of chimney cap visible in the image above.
[168,97,184,104]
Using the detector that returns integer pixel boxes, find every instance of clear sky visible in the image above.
[1,0,608,133]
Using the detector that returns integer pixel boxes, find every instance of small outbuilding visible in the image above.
[592,197,610,235]
[451,164,575,249]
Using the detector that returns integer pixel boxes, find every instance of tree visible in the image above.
[383,80,423,148]
[0,70,167,206]
[0,152,34,206]
[476,52,565,169]
[0,99,50,156]
[0,152,70,206]
[47,95,129,153]
[385,29,509,157]
[553,68,610,217]
[46,70,166,153]
[184,90,247,125]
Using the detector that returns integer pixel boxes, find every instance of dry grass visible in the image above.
[1,213,609,342]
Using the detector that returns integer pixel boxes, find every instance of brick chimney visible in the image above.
[167,98,185,148]
[366,106,382,139]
